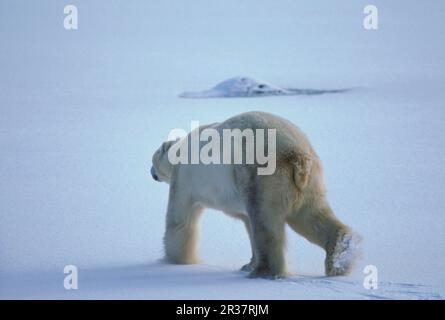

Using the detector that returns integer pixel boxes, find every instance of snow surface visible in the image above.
[1,0,445,299]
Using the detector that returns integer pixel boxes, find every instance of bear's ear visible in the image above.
[162,140,176,153]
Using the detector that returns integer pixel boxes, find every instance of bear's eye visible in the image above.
[258,84,265,89]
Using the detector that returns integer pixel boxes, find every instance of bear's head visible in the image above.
[151,140,175,183]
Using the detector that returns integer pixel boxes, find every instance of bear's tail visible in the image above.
[292,153,313,191]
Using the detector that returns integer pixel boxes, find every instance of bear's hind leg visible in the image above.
[286,203,360,276]
[246,188,287,279]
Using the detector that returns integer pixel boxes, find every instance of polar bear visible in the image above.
[150,111,360,278]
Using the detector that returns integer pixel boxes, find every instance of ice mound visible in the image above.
[179,76,349,98]
[179,76,289,98]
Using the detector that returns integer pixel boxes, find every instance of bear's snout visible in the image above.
[150,166,159,181]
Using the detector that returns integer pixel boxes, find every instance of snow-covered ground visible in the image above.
[1,0,444,299]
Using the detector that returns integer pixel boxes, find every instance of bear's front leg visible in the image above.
[237,214,257,272]
[163,184,203,265]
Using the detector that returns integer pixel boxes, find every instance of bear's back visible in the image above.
[217,111,315,157]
